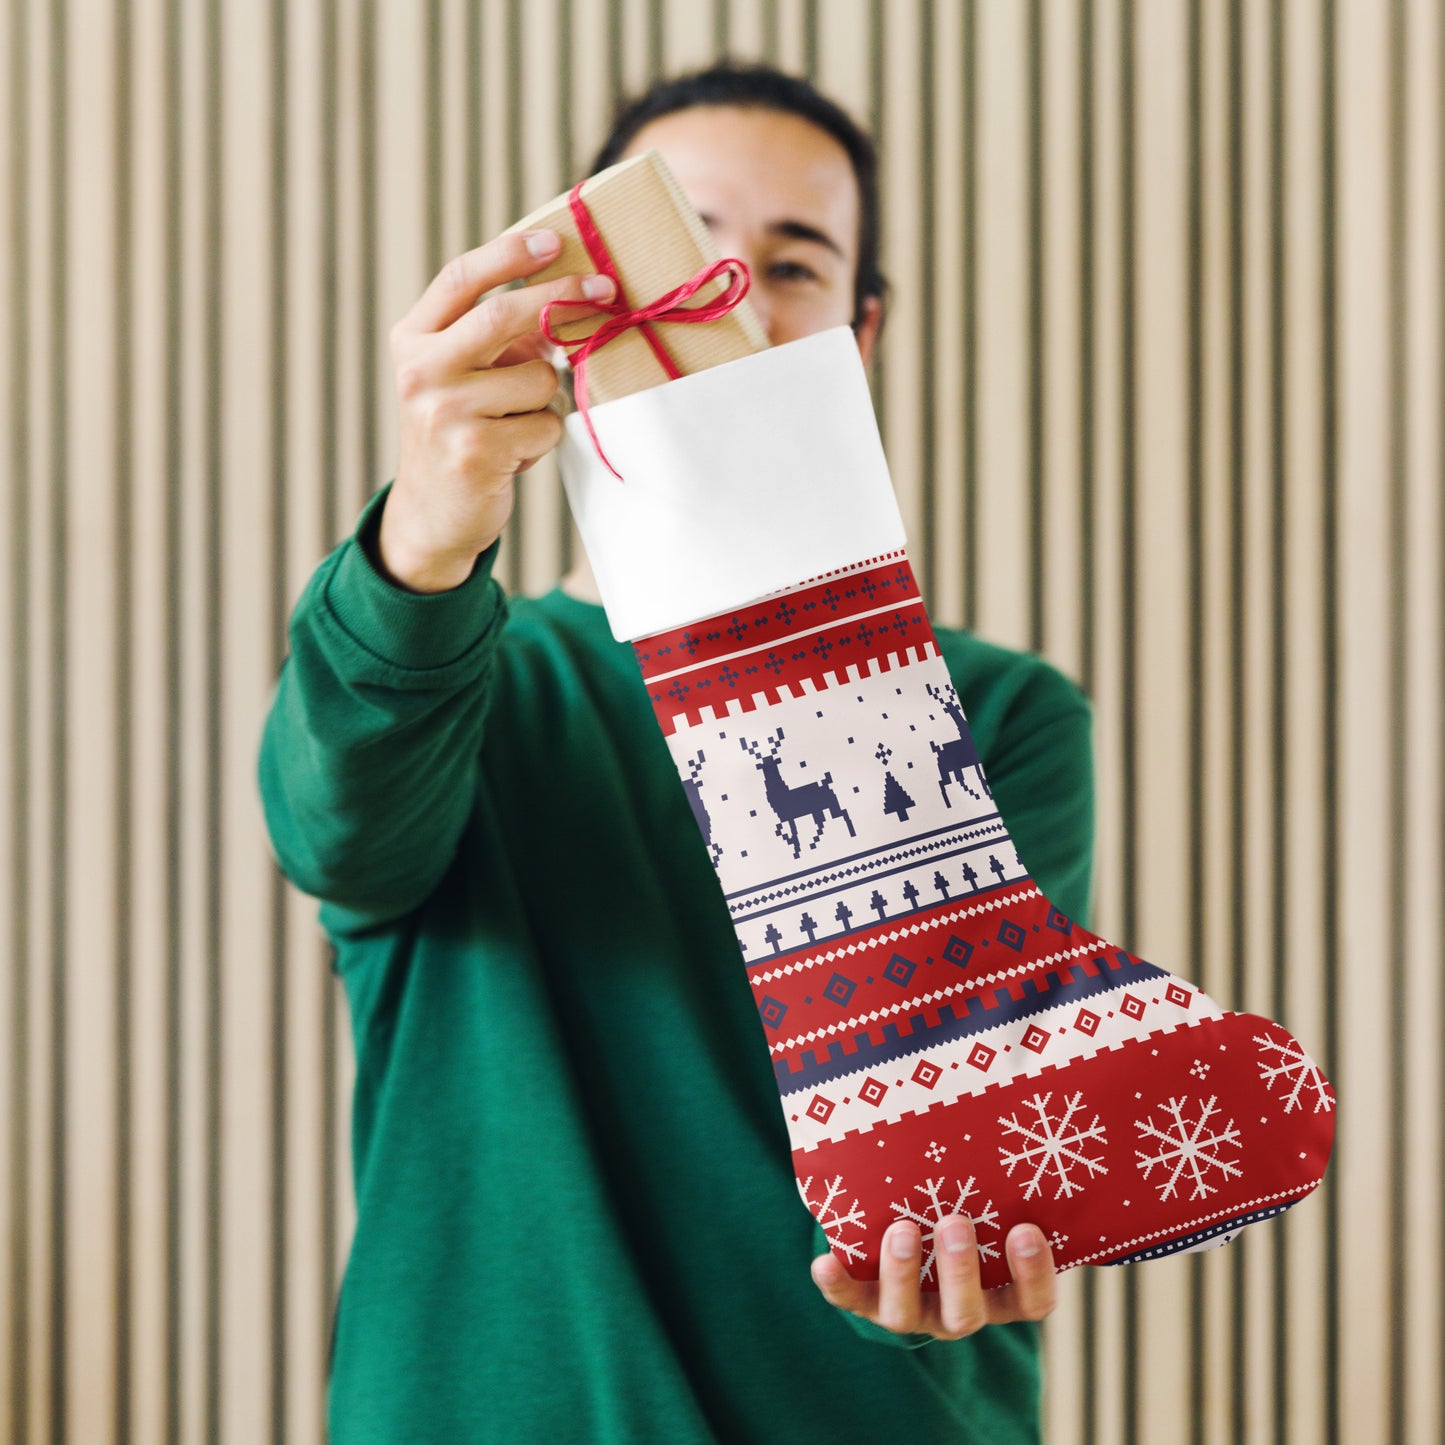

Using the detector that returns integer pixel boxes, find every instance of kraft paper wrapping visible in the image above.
[505,151,768,405]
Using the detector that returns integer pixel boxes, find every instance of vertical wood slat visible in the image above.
[1404,11,1445,1445]
[1318,3,1345,1436]
[1386,6,1409,1440]
[1280,3,1333,1436]
[1,3,1441,1441]
[1183,5,1207,1437]
[48,7,72,1445]
[3,3,33,1445]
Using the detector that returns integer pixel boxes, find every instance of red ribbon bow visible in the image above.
[539,182,752,480]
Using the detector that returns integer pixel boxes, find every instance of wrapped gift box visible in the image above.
[506,150,768,406]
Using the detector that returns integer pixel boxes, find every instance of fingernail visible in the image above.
[889,1225,918,1260]
[524,229,559,257]
[582,274,615,301]
[1012,1227,1043,1259]
[942,1218,974,1254]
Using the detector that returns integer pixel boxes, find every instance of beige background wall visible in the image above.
[2,0,1442,1441]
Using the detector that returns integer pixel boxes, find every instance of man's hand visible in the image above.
[379,228,616,594]
[810,1216,1058,1341]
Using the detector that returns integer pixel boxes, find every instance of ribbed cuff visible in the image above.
[323,484,506,671]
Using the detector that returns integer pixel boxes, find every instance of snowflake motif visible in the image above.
[890,1176,1001,1281]
[998,1090,1109,1200]
[1134,1094,1243,1201]
[798,1175,869,1263]
[1254,1032,1334,1115]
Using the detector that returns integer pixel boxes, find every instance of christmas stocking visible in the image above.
[557,325,1335,1291]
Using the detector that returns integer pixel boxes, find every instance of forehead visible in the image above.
[622,105,861,261]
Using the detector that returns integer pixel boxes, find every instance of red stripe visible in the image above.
[749,891,1098,1055]
[633,553,918,681]
[641,608,938,737]
[801,1013,1334,1289]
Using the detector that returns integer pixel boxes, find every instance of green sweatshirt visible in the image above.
[259,489,1095,1445]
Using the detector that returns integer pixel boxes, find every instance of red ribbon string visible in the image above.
[539,182,752,481]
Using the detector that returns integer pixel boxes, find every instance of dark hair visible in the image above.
[588,60,889,332]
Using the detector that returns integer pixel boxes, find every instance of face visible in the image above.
[623,105,882,363]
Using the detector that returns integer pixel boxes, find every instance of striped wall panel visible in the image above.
[1,2,1441,1441]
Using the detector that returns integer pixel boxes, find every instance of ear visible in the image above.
[853,296,884,368]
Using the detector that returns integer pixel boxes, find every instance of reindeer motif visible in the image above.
[926,681,983,807]
[679,750,722,866]
[676,751,722,861]
[739,727,856,859]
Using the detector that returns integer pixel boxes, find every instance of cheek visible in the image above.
[766,283,854,344]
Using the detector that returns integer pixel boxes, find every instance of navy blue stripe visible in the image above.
[773,950,1169,1095]
[1108,1202,1294,1266]
[725,814,1002,902]
[735,833,1011,927]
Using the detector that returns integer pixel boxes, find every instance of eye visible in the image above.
[768,258,820,283]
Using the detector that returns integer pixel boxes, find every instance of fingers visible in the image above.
[933,1215,989,1339]
[403,229,565,335]
[812,1219,1061,1342]
[986,1225,1058,1324]
[406,403,562,487]
[491,329,563,372]
[876,1222,926,1335]
[456,271,617,370]
[465,358,559,418]
[481,408,565,475]
[395,357,561,436]
[809,1251,877,1318]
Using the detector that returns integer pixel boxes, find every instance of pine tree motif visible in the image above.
[882,771,915,823]
[901,879,921,911]
[799,912,819,945]
[869,889,888,921]
[876,742,916,824]
[834,900,854,934]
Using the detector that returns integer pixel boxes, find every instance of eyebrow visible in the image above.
[697,213,846,260]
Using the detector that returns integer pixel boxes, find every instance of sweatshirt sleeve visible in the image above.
[257,485,508,928]
[979,660,1095,930]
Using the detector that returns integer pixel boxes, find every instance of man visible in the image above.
[261,62,1092,1444]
